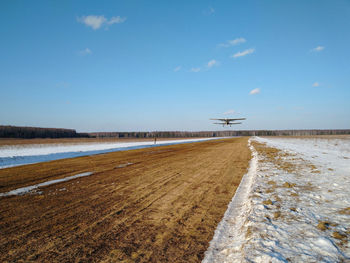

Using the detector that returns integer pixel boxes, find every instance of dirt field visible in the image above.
[0,137,250,262]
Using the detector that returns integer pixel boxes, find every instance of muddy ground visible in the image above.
[0,137,250,262]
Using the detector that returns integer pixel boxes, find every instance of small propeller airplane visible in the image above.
[210,118,246,127]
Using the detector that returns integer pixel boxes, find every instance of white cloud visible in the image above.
[312,82,320,87]
[249,88,260,95]
[77,15,106,30]
[229,38,246,45]
[223,109,235,115]
[207,59,218,68]
[232,48,255,58]
[311,46,325,52]
[190,67,201,72]
[219,37,246,47]
[78,15,126,30]
[174,66,181,72]
[107,16,127,25]
[79,48,92,56]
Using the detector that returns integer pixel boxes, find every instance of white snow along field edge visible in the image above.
[202,137,258,263]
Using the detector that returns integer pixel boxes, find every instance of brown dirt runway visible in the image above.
[0,137,251,262]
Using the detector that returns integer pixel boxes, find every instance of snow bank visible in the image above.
[203,138,258,263]
[0,138,220,169]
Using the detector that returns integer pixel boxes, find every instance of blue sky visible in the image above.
[1,0,349,132]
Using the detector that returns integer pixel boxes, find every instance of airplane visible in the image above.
[210,118,246,127]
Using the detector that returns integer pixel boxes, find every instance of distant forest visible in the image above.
[1,125,350,139]
[91,129,350,138]
[0,125,89,139]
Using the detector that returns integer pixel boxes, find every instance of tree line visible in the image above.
[90,129,350,138]
[0,125,89,139]
[1,125,349,139]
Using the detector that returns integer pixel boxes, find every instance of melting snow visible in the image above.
[203,138,258,263]
[0,138,220,169]
[203,136,350,262]
[0,172,93,197]
[115,162,134,168]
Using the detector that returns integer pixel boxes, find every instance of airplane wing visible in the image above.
[210,118,225,121]
[213,122,242,125]
[226,118,246,121]
[210,118,246,121]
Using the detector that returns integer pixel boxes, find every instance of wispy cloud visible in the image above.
[107,16,127,25]
[249,88,260,95]
[174,66,181,72]
[219,37,246,47]
[311,46,325,52]
[79,48,92,56]
[77,15,126,30]
[190,67,201,73]
[203,7,215,15]
[223,109,235,115]
[190,60,218,73]
[207,59,218,68]
[232,48,255,58]
[312,82,320,87]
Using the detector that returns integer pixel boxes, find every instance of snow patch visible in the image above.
[0,172,93,197]
[115,162,133,168]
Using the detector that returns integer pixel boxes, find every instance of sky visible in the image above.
[1,0,349,132]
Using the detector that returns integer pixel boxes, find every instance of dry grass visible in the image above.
[282,182,296,188]
[333,231,347,240]
[317,221,331,231]
[262,199,273,205]
[338,207,350,215]
[0,137,251,263]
